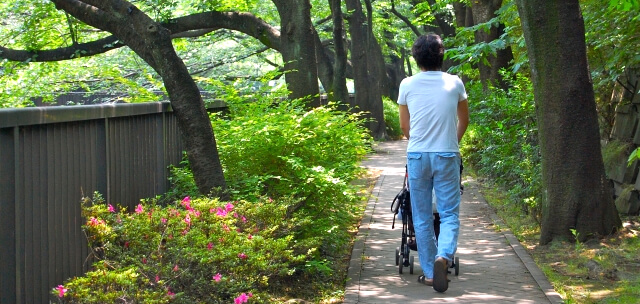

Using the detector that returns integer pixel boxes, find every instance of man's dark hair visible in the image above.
[412,33,444,71]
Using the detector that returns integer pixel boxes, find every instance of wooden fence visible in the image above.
[0,101,226,304]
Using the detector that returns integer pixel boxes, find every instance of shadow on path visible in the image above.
[344,140,564,304]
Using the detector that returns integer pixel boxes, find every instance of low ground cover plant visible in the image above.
[53,88,373,303]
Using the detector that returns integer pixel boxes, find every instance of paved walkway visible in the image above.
[345,140,564,304]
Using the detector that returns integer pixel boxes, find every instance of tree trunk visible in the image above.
[453,2,473,28]
[384,25,406,102]
[272,0,321,106]
[329,0,350,104]
[470,0,513,90]
[516,0,621,244]
[346,0,387,139]
[51,0,228,198]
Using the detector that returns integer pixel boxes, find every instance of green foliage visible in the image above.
[382,96,403,139]
[210,86,372,202]
[582,0,640,112]
[460,72,542,220]
[608,0,640,11]
[628,147,640,167]
[446,1,527,77]
[166,154,201,200]
[209,87,373,259]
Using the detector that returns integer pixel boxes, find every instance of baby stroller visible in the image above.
[390,165,462,275]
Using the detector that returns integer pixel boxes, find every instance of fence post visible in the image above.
[0,127,17,304]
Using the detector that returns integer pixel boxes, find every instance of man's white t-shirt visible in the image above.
[397,71,467,153]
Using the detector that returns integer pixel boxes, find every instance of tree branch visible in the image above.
[191,46,270,76]
[0,36,124,62]
[1,10,281,62]
[166,11,281,51]
[390,0,422,37]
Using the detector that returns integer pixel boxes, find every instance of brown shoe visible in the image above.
[417,275,433,286]
[433,257,449,292]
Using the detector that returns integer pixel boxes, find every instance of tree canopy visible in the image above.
[2,0,639,243]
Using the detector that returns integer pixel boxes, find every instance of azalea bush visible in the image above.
[54,193,309,303]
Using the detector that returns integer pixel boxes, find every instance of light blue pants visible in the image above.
[407,152,461,279]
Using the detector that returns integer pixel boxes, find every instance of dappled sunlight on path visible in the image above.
[344,140,563,304]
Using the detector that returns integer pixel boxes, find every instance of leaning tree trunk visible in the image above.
[346,0,387,139]
[516,0,621,244]
[51,0,228,198]
[272,0,321,106]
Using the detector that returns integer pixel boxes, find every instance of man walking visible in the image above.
[397,33,469,293]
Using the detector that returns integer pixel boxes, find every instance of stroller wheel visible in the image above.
[454,256,460,276]
[395,247,400,266]
[409,255,414,274]
[398,260,403,274]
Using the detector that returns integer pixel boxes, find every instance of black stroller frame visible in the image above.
[391,165,461,276]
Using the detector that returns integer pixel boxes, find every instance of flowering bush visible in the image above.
[55,94,373,302]
[54,194,310,303]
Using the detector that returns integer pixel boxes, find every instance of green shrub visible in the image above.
[460,72,542,219]
[211,93,373,258]
[383,97,403,139]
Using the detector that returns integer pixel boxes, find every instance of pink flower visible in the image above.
[108,204,115,212]
[213,273,222,282]
[56,285,67,298]
[155,275,160,282]
[216,208,227,217]
[234,292,252,304]
[241,216,247,223]
[124,241,130,248]
[181,197,194,211]
[238,252,248,260]
[225,203,234,212]
[184,214,191,226]
[233,212,239,218]
[135,204,144,214]
[223,224,230,232]
[142,257,147,264]
[248,234,253,240]
[167,288,175,297]
[207,242,213,250]
[161,217,167,224]
[173,264,179,272]
[88,217,100,226]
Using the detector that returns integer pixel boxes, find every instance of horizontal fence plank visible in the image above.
[0,100,227,128]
